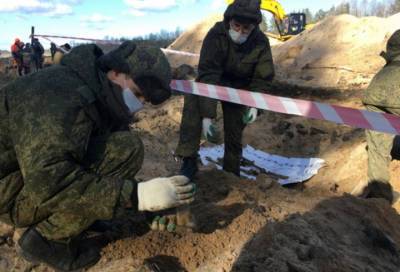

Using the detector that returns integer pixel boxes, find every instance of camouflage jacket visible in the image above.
[363,58,400,109]
[0,44,135,226]
[197,21,275,118]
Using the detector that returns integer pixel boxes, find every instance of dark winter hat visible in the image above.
[224,0,262,25]
[126,45,172,105]
[97,41,172,105]
[381,30,400,63]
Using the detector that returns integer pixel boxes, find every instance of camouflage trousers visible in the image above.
[365,104,400,185]
[0,131,144,240]
[175,94,246,176]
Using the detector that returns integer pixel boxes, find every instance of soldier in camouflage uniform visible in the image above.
[351,30,400,204]
[176,0,275,178]
[0,41,195,271]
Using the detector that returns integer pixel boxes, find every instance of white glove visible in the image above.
[243,108,258,124]
[138,175,195,212]
[202,118,218,143]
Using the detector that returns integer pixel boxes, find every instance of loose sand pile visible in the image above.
[273,13,400,90]
[2,13,400,271]
[167,13,400,90]
[2,91,400,271]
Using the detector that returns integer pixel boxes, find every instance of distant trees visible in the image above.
[103,27,183,48]
[271,0,400,27]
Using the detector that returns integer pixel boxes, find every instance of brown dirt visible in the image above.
[167,12,400,91]
[273,13,400,90]
[2,13,400,271]
[1,92,400,271]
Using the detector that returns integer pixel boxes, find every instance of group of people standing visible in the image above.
[10,37,44,76]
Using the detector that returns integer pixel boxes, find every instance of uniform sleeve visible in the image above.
[197,27,226,119]
[248,39,275,94]
[11,96,135,226]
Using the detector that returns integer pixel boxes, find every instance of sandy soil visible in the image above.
[167,12,400,91]
[2,12,400,271]
[2,90,399,271]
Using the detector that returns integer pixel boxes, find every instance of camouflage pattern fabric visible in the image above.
[36,131,143,240]
[0,44,145,240]
[363,30,400,188]
[195,21,274,118]
[176,18,274,175]
[126,45,172,93]
[176,94,246,175]
[365,105,400,186]
[97,42,172,105]
[362,58,400,108]
[380,29,400,64]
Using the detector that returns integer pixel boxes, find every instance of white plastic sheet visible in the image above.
[199,145,325,185]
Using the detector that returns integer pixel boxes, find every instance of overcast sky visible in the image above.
[0,0,342,50]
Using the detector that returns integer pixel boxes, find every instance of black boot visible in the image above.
[363,180,394,204]
[18,228,100,272]
[180,157,198,180]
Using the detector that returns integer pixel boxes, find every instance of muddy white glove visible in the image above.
[202,118,218,143]
[243,108,258,124]
[138,176,195,212]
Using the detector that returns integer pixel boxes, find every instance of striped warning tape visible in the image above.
[170,80,400,135]
[31,33,397,134]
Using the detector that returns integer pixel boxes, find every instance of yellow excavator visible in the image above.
[226,0,312,41]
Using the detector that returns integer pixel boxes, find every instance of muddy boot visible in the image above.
[180,157,198,181]
[18,228,100,272]
[363,181,394,204]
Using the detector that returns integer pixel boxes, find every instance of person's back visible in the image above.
[0,42,196,271]
[50,42,57,60]
[11,39,24,76]
[32,38,44,70]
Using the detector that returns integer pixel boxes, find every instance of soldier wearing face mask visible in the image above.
[0,41,196,271]
[176,0,275,179]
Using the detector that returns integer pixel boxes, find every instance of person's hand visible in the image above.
[202,118,219,143]
[243,108,258,124]
[138,176,196,212]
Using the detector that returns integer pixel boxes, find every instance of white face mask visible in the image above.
[229,29,249,44]
[122,88,143,113]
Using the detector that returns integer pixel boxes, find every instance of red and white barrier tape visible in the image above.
[170,80,400,135]
[32,33,396,134]
[38,36,69,53]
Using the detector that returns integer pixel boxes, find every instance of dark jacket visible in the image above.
[197,20,275,118]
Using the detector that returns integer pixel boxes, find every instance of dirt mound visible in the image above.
[166,13,221,68]
[166,14,281,68]
[273,13,400,90]
[167,13,400,90]
[93,171,400,272]
[1,93,400,271]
